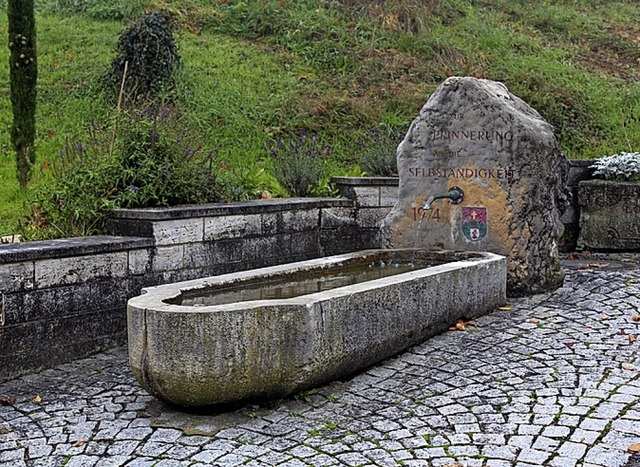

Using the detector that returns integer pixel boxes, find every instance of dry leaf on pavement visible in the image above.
[0,396,14,406]
[449,319,476,331]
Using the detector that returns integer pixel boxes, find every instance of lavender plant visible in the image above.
[268,130,332,197]
[357,127,404,176]
[590,152,640,182]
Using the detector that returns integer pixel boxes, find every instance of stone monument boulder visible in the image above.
[381,77,570,296]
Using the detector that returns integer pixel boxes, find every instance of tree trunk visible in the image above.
[8,0,37,189]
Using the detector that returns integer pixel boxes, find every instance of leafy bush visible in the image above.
[590,152,640,181]
[219,162,286,201]
[268,130,332,197]
[108,11,181,101]
[357,127,404,176]
[22,107,224,239]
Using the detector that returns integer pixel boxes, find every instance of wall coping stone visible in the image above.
[569,159,595,168]
[332,177,399,187]
[0,235,154,264]
[110,198,354,221]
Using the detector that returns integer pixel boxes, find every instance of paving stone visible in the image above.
[557,441,587,459]
[517,447,551,465]
[583,445,631,466]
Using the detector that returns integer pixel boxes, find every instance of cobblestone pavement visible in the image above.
[1,259,639,467]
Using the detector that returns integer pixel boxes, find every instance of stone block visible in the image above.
[260,212,283,235]
[320,207,357,230]
[0,325,125,382]
[281,209,319,232]
[183,241,242,269]
[352,186,381,207]
[35,252,128,288]
[287,231,320,257]
[152,219,204,246]
[578,180,640,250]
[151,246,184,272]
[379,186,399,207]
[241,235,284,265]
[320,232,371,256]
[357,208,391,229]
[3,283,91,325]
[128,249,153,276]
[0,261,35,293]
[204,214,261,241]
[0,307,126,356]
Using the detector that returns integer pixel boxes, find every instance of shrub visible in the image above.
[268,130,332,197]
[108,11,181,101]
[23,107,224,239]
[590,152,640,182]
[219,162,287,202]
[357,127,404,176]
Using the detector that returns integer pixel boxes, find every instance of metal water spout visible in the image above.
[423,186,464,210]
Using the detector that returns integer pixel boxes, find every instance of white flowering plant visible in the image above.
[590,152,640,181]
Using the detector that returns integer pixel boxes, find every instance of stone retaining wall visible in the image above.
[1,198,385,382]
[0,236,154,382]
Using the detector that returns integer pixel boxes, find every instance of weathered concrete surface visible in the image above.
[128,250,506,407]
[381,77,570,297]
[1,256,638,467]
[578,180,640,250]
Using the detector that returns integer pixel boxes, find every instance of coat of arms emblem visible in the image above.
[462,207,487,242]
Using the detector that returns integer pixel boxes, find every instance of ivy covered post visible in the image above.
[8,0,37,189]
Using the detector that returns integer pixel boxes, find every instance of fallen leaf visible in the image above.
[33,395,42,404]
[600,315,611,321]
[529,318,540,324]
[0,428,9,435]
[564,342,575,348]
[0,396,14,406]
[449,319,475,332]
[498,306,512,311]
[628,443,640,452]
[622,363,637,371]
[588,263,609,268]
[632,314,640,322]
[630,335,637,344]
[72,440,86,447]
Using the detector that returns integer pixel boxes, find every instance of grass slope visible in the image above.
[0,0,639,235]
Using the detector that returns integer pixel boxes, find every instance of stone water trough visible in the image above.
[128,249,506,407]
